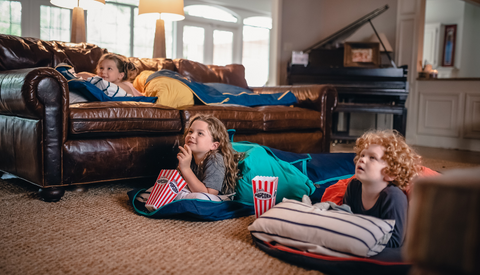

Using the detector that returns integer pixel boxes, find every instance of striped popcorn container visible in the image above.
[252,176,279,218]
[145,169,187,212]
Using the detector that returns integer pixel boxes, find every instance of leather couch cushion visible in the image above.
[69,102,182,135]
[180,105,263,133]
[207,64,249,89]
[180,105,322,133]
[256,106,322,131]
[127,57,176,82]
[174,59,249,89]
[0,34,105,73]
[174,59,221,83]
[234,131,325,154]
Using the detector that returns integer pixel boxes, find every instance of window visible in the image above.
[184,5,237,23]
[0,0,22,36]
[183,25,205,63]
[180,6,272,86]
[40,5,71,41]
[87,0,173,58]
[1,1,273,86]
[178,5,239,65]
[243,17,271,86]
[87,2,132,56]
[213,30,233,65]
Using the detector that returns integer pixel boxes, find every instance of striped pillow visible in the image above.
[248,199,394,258]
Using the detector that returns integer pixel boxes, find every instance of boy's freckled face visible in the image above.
[185,120,216,154]
[355,144,389,184]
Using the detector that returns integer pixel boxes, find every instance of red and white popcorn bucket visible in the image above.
[252,176,279,218]
[145,169,187,212]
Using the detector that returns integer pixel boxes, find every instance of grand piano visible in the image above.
[287,5,408,142]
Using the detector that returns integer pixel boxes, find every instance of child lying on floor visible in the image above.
[343,129,422,248]
[175,113,244,201]
[136,114,244,208]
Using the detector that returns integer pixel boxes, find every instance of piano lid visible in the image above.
[303,5,389,53]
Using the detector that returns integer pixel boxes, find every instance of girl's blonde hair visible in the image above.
[96,53,137,81]
[183,114,244,194]
[354,130,422,190]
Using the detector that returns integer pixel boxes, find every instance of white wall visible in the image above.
[424,0,480,78]
[459,2,480,77]
[397,0,480,151]
[277,0,398,84]
[425,0,464,76]
[425,0,464,23]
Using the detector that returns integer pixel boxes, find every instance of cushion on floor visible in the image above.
[128,189,254,221]
[253,236,411,275]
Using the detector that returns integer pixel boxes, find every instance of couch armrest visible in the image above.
[0,67,69,187]
[252,84,338,152]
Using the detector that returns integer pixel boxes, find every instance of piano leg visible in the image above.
[332,112,352,142]
[393,108,407,137]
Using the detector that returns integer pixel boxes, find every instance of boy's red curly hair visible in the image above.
[354,130,422,190]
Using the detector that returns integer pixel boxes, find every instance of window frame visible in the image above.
[176,15,242,64]
[1,0,276,85]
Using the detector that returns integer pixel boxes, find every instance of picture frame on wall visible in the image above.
[441,24,456,67]
[344,42,380,67]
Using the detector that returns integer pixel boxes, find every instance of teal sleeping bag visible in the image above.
[232,142,315,205]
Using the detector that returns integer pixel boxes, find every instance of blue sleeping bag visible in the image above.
[128,142,355,221]
[146,70,298,106]
[56,64,157,103]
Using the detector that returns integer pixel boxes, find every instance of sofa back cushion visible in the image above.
[207,64,249,89]
[173,59,249,89]
[0,34,106,73]
[127,57,176,82]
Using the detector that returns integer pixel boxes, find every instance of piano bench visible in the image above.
[333,103,407,141]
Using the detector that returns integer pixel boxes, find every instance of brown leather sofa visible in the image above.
[0,34,337,201]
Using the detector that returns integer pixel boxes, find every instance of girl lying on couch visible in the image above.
[56,53,157,103]
[76,53,143,97]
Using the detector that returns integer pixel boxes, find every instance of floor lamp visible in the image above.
[50,0,105,43]
[138,0,185,58]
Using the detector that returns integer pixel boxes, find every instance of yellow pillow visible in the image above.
[133,70,155,94]
[144,76,194,108]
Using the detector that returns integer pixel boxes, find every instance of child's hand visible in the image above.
[177,145,192,172]
[76,72,96,80]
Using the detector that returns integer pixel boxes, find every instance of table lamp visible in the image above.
[50,0,105,43]
[138,0,185,58]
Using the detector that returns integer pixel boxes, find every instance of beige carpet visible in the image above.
[0,158,477,275]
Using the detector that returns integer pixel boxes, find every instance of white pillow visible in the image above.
[248,198,394,258]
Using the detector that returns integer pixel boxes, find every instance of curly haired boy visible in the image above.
[343,130,422,248]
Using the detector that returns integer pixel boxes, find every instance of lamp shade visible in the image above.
[50,0,105,10]
[138,0,185,21]
[368,33,393,52]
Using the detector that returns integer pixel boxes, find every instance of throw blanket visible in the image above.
[86,76,130,97]
[56,64,157,103]
[146,69,298,107]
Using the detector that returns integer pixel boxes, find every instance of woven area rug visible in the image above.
[0,177,323,275]
[0,158,477,275]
